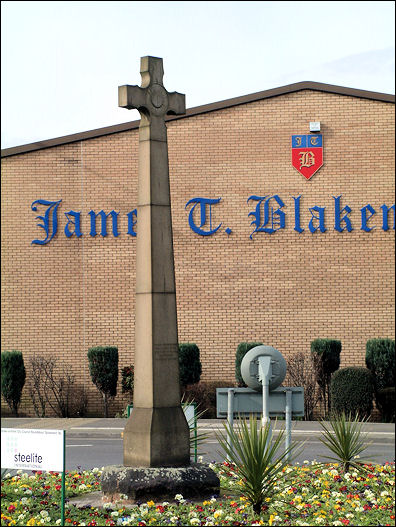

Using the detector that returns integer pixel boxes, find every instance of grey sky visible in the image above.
[1,1,394,149]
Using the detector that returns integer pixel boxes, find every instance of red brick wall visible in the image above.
[1,90,394,416]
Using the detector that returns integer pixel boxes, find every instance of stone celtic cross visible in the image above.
[119,56,185,141]
[119,56,190,467]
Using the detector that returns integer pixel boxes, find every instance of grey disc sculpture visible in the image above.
[241,345,287,391]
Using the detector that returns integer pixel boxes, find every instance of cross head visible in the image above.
[118,56,185,139]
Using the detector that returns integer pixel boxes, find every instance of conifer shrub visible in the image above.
[311,338,341,416]
[1,350,26,416]
[87,346,118,417]
[365,338,395,421]
[330,367,374,419]
[179,343,202,388]
[235,342,263,387]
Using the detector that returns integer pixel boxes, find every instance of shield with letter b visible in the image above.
[291,134,323,180]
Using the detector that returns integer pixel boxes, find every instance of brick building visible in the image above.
[1,81,395,416]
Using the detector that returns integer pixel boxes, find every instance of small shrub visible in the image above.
[365,339,395,422]
[27,355,54,417]
[1,351,26,416]
[365,339,395,389]
[376,387,395,423]
[121,365,134,398]
[70,385,88,417]
[311,339,341,416]
[27,355,84,418]
[45,363,76,418]
[235,342,263,387]
[87,346,118,418]
[182,381,231,418]
[286,352,321,420]
[179,343,202,388]
[330,367,374,419]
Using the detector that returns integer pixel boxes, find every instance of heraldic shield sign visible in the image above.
[291,134,323,180]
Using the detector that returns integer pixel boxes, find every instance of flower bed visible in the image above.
[1,462,394,526]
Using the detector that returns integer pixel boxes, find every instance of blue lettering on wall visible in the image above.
[293,196,304,233]
[381,204,395,231]
[309,206,326,233]
[89,210,120,237]
[127,209,137,237]
[64,210,83,238]
[360,204,376,232]
[333,195,353,232]
[31,199,62,245]
[247,195,285,238]
[31,195,395,245]
[185,197,222,236]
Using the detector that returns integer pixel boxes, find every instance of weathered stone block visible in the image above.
[101,464,220,503]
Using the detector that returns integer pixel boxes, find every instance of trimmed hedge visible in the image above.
[330,367,374,419]
[365,339,395,422]
[365,338,395,391]
[376,387,395,423]
[1,350,26,416]
[311,339,341,415]
[179,343,202,387]
[235,342,263,387]
[87,346,118,417]
[311,339,341,386]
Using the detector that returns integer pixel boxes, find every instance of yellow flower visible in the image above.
[26,519,36,526]
[147,500,155,507]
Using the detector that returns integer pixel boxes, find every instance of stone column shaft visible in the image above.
[120,57,190,467]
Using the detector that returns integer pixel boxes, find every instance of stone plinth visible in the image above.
[101,464,220,503]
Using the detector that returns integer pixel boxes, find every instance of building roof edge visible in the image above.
[2,81,394,158]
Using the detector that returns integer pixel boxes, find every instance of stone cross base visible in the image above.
[123,407,190,467]
[101,464,220,503]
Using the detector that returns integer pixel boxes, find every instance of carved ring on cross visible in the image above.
[148,84,169,113]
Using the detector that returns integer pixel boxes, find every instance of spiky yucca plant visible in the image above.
[181,394,209,459]
[318,412,373,473]
[216,415,303,515]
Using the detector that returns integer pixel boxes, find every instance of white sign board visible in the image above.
[1,428,64,472]
[127,404,196,429]
[183,404,196,429]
